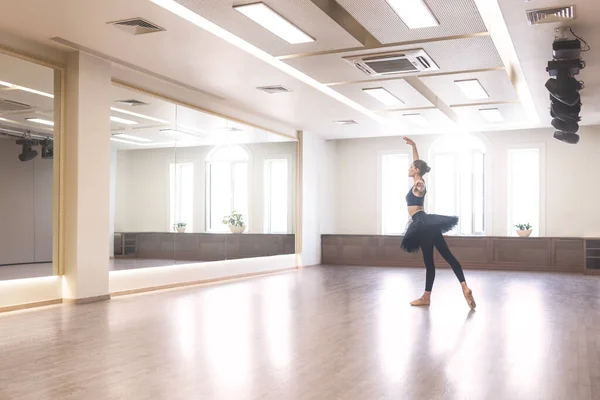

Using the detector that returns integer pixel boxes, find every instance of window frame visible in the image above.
[377,150,412,236]
[506,143,546,236]
[428,135,488,236]
[169,161,195,233]
[205,145,252,233]
[263,154,293,234]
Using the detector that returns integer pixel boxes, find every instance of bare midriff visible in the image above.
[407,206,424,218]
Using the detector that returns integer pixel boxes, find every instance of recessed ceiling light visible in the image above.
[0,81,54,99]
[362,87,404,106]
[479,108,504,122]
[402,113,428,126]
[385,0,439,29]
[149,0,384,123]
[110,137,143,146]
[233,3,314,44]
[110,107,170,124]
[110,116,138,125]
[334,120,358,125]
[455,79,490,100]
[26,118,55,126]
[113,134,152,142]
[160,128,208,139]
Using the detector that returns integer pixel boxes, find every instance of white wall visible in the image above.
[334,126,600,237]
[0,138,53,265]
[114,142,297,233]
[301,132,337,266]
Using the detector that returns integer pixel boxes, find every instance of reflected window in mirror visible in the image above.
[264,157,289,234]
[170,162,194,233]
[206,145,250,232]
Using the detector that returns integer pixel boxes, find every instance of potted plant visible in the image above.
[515,223,532,237]
[174,222,187,233]
[222,211,246,234]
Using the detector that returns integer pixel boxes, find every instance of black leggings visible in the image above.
[420,231,466,291]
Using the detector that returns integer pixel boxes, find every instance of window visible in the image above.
[170,162,194,232]
[206,145,250,232]
[508,148,540,236]
[264,158,289,233]
[380,153,411,235]
[430,135,486,235]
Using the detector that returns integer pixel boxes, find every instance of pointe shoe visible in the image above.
[463,289,476,310]
[410,297,431,306]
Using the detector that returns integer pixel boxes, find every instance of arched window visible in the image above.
[429,134,487,235]
[206,145,250,232]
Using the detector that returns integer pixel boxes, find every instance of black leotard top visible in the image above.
[406,185,426,207]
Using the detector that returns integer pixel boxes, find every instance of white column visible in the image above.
[62,52,112,302]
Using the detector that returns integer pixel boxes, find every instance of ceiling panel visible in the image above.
[332,79,433,110]
[176,0,364,57]
[420,69,517,106]
[383,108,459,134]
[337,0,487,44]
[453,103,528,128]
[285,35,503,85]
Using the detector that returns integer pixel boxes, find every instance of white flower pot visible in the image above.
[516,229,532,237]
[228,224,246,234]
[176,227,186,233]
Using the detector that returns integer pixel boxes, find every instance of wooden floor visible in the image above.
[1,265,599,400]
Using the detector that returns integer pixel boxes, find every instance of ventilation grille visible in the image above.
[527,6,575,25]
[115,99,149,107]
[0,99,31,112]
[257,85,293,94]
[344,49,439,76]
[334,120,358,125]
[109,18,165,35]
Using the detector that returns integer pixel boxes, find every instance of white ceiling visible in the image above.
[0,0,596,140]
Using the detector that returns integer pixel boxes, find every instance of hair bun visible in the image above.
[426,166,431,173]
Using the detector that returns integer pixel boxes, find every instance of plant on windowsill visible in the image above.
[222,211,246,234]
[515,223,532,238]
[174,222,187,233]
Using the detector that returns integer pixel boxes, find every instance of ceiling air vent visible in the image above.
[334,120,358,125]
[257,85,293,94]
[0,99,31,112]
[527,6,575,25]
[344,49,439,76]
[115,99,149,107]
[109,18,165,35]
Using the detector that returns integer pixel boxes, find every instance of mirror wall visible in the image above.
[110,85,297,270]
[0,51,59,281]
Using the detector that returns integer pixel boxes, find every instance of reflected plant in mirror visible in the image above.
[223,211,246,234]
[173,222,187,233]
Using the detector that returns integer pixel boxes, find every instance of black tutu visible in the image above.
[400,211,458,253]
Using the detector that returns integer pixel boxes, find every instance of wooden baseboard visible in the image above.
[63,294,111,305]
[0,298,62,314]
[111,267,298,297]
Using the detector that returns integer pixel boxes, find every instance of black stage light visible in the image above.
[553,131,579,144]
[545,75,582,106]
[41,140,53,159]
[550,99,581,123]
[17,140,38,162]
[551,118,579,134]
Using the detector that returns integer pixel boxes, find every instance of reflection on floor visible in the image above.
[1,266,599,399]
[0,259,199,281]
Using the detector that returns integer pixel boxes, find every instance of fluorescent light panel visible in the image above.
[150,0,384,123]
[0,80,54,98]
[233,3,314,44]
[386,0,439,29]
[110,107,170,124]
[110,137,143,146]
[110,116,138,125]
[402,113,428,126]
[113,134,152,142]
[363,87,404,106]
[26,118,54,126]
[455,79,490,100]
[160,128,207,138]
[479,108,504,122]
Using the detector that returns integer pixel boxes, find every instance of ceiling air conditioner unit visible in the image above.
[344,49,439,76]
